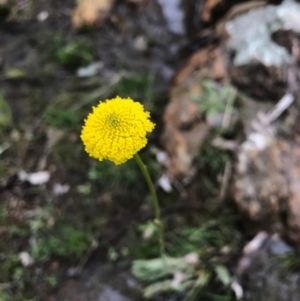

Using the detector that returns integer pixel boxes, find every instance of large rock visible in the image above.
[223,0,300,101]
[225,0,300,245]
[237,232,299,301]
[161,46,226,179]
[231,120,300,244]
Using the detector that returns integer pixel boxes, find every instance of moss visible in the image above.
[31,225,92,262]
[51,35,95,69]
[45,105,81,130]
[0,91,12,129]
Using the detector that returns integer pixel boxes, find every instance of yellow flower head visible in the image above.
[81,96,155,165]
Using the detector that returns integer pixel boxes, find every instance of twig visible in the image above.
[221,88,237,130]
[262,93,294,125]
[251,93,294,132]
[212,137,238,151]
[218,161,232,204]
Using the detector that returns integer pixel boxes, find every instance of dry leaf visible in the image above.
[72,0,115,29]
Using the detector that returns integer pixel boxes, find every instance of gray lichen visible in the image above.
[226,0,300,67]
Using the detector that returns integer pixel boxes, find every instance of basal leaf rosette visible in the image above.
[81,96,155,165]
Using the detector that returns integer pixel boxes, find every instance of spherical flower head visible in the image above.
[81,96,155,165]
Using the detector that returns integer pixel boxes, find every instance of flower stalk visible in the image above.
[134,153,165,256]
[81,96,164,256]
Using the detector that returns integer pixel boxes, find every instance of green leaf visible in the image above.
[183,270,211,301]
[132,257,191,282]
[215,265,231,286]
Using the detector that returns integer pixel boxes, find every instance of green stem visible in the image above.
[134,153,165,256]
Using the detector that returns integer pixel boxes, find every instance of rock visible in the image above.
[231,131,300,245]
[18,170,50,185]
[223,0,300,100]
[232,133,286,224]
[174,46,226,85]
[161,46,226,178]
[37,10,49,22]
[47,263,142,301]
[229,63,287,101]
[201,0,267,24]
[52,183,70,196]
[237,233,298,301]
[156,0,185,35]
[77,62,104,77]
[133,36,148,52]
[231,93,300,246]
[225,1,300,67]
[98,287,130,301]
[268,234,293,256]
[161,78,208,179]
[226,1,300,244]
[19,252,35,267]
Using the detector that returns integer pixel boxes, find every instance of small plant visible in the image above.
[276,252,300,272]
[0,290,13,301]
[44,275,57,288]
[31,225,92,262]
[191,80,235,117]
[52,35,94,69]
[81,96,165,256]
[130,200,240,300]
